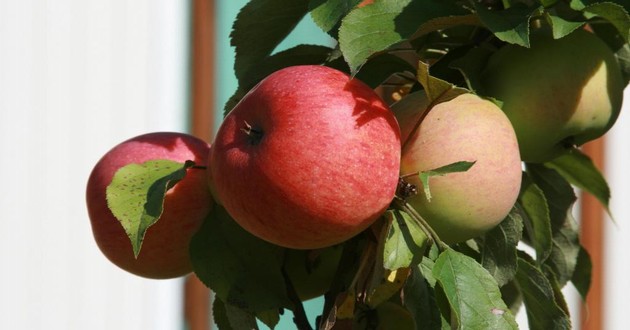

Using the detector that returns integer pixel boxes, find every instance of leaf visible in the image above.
[571,246,592,299]
[231,0,310,82]
[544,5,586,39]
[417,161,476,202]
[309,0,363,35]
[546,148,611,216]
[575,1,630,42]
[527,164,581,286]
[106,159,195,258]
[432,249,518,330]
[354,53,416,89]
[515,253,572,330]
[518,173,553,263]
[224,302,260,330]
[449,46,494,93]
[256,309,281,329]
[479,207,524,287]
[382,209,429,270]
[366,267,412,308]
[189,205,291,312]
[338,0,412,74]
[416,61,469,103]
[474,2,542,47]
[404,266,444,330]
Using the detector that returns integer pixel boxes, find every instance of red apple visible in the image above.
[394,92,522,243]
[86,132,213,279]
[209,65,401,249]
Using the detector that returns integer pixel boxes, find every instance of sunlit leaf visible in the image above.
[106,159,195,257]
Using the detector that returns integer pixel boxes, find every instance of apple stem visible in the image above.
[395,199,449,252]
[281,266,314,330]
[240,120,264,144]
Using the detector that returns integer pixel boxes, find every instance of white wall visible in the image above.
[0,1,190,329]
[603,85,630,329]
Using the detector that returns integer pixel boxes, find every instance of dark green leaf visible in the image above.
[404,266,444,330]
[382,210,429,270]
[576,1,630,42]
[518,173,553,263]
[527,164,581,286]
[515,254,572,330]
[571,246,592,299]
[500,280,523,315]
[449,46,494,93]
[479,207,524,287]
[231,0,310,81]
[256,309,281,329]
[545,6,586,39]
[190,206,291,312]
[417,161,476,202]
[354,53,416,89]
[212,298,234,330]
[106,159,194,257]
[546,148,611,216]
[474,2,542,47]
[309,0,363,35]
[433,249,518,329]
[338,0,412,74]
[224,303,260,330]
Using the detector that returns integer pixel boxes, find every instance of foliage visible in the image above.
[103,0,629,329]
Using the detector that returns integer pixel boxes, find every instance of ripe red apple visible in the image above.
[209,65,401,249]
[394,92,522,244]
[481,28,624,162]
[86,132,213,279]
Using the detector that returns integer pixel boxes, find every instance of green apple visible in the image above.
[481,28,624,163]
[86,132,213,279]
[394,92,522,244]
[209,65,401,249]
[284,245,343,301]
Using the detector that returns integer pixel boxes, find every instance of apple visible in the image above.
[481,28,624,163]
[394,92,522,244]
[209,65,401,249]
[284,245,343,301]
[86,132,213,279]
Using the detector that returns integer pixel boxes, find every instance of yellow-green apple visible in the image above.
[481,28,624,162]
[394,92,522,244]
[284,245,343,301]
[209,65,401,249]
[86,132,213,279]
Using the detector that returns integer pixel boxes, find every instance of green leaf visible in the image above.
[418,161,476,202]
[479,207,524,287]
[576,1,630,42]
[544,3,586,39]
[309,0,363,35]
[474,2,542,47]
[212,298,234,330]
[338,0,412,74]
[571,246,592,299]
[433,248,518,330]
[515,254,572,330]
[404,265,444,330]
[190,205,291,312]
[224,302,260,330]
[449,46,494,93]
[256,309,281,329]
[382,210,429,270]
[518,173,553,263]
[354,53,416,89]
[231,0,310,82]
[106,159,194,258]
[527,164,581,286]
[546,148,611,216]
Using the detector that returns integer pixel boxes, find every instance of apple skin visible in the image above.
[481,28,624,163]
[394,92,522,244]
[86,132,213,279]
[284,245,343,301]
[209,65,401,249]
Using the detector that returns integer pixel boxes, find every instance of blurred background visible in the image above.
[0,1,628,329]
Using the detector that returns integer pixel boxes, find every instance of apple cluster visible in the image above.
[85,28,623,280]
